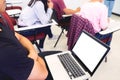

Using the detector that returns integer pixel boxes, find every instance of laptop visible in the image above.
[45,30,110,80]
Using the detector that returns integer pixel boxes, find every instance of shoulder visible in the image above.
[33,1,44,8]
[34,1,43,6]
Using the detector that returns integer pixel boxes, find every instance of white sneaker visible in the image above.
[48,35,58,40]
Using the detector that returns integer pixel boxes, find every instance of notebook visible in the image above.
[45,30,110,80]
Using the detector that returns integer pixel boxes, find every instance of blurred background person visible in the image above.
[104,0,115,22]
[18,0,54,50]
[51,0,80,31]
[79,0,112,46]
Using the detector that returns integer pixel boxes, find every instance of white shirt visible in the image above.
[18,1,53,26]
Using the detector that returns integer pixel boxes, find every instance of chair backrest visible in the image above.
[0,11,14,30]
[6,6,22,10]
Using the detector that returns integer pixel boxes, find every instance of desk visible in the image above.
[14,19,58,31]
[6,0,22,9]
[6,0,22,4]
[62,12,80,18]
[99,21,120,35]
[6,9,21,16]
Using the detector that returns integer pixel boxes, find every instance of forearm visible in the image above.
[63,7,80,15]
[15,32,38,60]
[16,32,36,51]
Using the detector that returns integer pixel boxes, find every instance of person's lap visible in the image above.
[95,32,113,46]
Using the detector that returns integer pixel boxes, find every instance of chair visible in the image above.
[52,10,71,47]
[6,2,22,18]
[6,1,22,10]
[6,6,22,10]
[0,11,47,52]
[5,3,22,24]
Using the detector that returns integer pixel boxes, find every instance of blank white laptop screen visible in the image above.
[72,31,109,74]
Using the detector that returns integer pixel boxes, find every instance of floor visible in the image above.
[37,14,120,80]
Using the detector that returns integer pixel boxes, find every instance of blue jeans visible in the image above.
[104,0,115,17]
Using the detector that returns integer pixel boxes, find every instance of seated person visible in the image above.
[18,0,55,50]
[0,0,48,79]
[51,0,80,29]
[79,0,112,46]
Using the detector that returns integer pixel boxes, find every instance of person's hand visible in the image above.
[28,50,38,60]
[75,7,80,12]
[47,0,53,9]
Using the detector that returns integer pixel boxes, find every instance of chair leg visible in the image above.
[105,56,107,62]
[54,28,64,47]
[34,41,42,53]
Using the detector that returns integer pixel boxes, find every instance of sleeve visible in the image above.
[100,5,108,30]
[33,1,53,24]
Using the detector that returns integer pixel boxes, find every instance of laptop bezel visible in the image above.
[71,30,110,76]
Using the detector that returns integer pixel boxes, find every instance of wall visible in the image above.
[113,0,120,15]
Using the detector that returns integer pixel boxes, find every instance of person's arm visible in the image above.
[15,32,38,60]
[63,7,80,15]
[15,32,48,80]
[100,5,108,30]
[57,0,80,14]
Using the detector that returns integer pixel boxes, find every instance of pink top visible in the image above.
[52,0,66,20]
[79,2,108,33]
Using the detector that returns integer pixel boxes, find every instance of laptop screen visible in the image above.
[72,30,110,76]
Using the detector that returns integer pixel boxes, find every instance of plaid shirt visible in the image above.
[67,14,95,50]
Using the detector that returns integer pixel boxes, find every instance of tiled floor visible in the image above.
[41,14,120,80]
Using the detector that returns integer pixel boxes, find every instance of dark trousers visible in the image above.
[95,32,113,46]
[18,26,53,48]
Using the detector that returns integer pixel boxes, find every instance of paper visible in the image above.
[99,21,120,35]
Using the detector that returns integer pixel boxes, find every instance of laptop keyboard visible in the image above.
[58,53,85,79]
